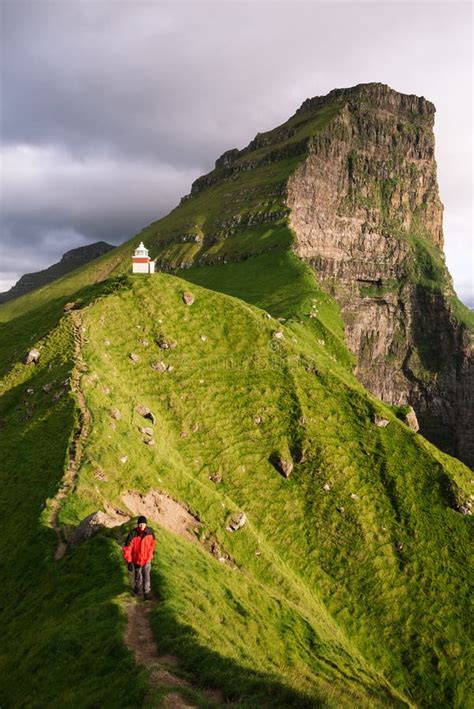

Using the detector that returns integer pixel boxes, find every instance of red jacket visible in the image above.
[122,526,156,566]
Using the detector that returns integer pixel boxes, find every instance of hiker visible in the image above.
[122,515,156,600]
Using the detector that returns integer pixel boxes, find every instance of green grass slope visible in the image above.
[0,266,472,707]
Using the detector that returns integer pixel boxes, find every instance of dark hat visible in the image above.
[137,515,147,525]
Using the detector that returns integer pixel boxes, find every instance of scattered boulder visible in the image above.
[350,492,359,500]
[110,409,122,420]
[27,388,34,395]
[144,438,155,446]
[404,406,420,432]
[167,364,174,372]
[180,431,188,438]
[104,339,111,346]
[120,455,128,464]
[72,510,129,544]
[138,426,154,436]
[26,348,41,365]
[200,335,207,342]
[129,353,139,363]
[140,339,149,347]
[373,414,390,428]
[270,454,294,479]
[182,291,195,305]
[156,334,177,349]
[208,539,233,565]
[226,512,247,531]
[151,361,167,372]
[136,404,156,425]
[322,483,331,491]
[395,541,404,552]
[63,301,79,313]
[253,415,262,425]
[209,473,222,483]
[273,331,284,340]
[294,449,306,464]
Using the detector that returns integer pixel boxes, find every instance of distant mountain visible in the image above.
[0,241,115,303]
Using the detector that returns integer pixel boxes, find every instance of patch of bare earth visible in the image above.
[124,599,224,707]
[121,490,202,543]
[121,489,238,569]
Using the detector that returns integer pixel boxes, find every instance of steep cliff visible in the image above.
[285,84,473,467]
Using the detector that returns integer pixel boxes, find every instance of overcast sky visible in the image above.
[1,0,472,305]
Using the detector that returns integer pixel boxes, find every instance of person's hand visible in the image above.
[127,562,134,572]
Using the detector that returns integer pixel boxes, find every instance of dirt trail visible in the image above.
[124,597,224,708]
[50,310,91,559]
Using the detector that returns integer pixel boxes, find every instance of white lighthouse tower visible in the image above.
[132,242,155,274]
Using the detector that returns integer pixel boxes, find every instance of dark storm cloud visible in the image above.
[0,1,472,303]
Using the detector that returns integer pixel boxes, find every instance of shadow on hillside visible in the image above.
[0,359,147,707]
[0,276,131,379]
[143,567,323,707]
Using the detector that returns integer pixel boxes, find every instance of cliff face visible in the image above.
[286,84,474,466]
[0,241,115,304]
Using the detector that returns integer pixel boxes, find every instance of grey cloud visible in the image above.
[0,1,472,304]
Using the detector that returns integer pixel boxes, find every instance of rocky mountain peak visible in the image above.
[297,82,435,122]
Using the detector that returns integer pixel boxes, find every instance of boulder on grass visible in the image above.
[26,348,41,365]
[226,512,247,531]
[404,406,420,432]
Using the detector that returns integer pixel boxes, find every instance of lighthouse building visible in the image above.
[132,242,155,274]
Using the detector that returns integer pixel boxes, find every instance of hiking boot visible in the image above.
[144,591,153,601]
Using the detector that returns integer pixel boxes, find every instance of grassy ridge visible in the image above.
[0,258,471,706]
[29,269,468,706]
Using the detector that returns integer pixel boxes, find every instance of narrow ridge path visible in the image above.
[124,597,224,708]
[50,310,90,559]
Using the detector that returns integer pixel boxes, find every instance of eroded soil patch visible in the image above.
[122,490,202,542]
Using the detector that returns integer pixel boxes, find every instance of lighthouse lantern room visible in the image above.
[132,241,155,274]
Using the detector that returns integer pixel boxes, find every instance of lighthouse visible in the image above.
[132,242,155,274]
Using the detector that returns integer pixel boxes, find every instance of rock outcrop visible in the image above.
[285,83,473,467]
